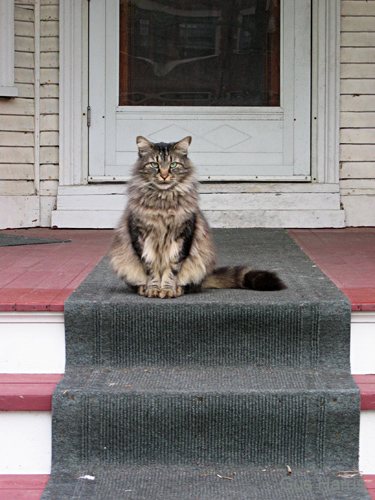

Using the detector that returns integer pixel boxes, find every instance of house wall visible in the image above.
[0,0,374,228]
[340,0,375,226]
[0,0,59,228]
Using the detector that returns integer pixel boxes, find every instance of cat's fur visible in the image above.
[109,136,285,298]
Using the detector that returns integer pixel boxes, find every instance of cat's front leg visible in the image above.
[142,267,161,298]
[159,265,184,299]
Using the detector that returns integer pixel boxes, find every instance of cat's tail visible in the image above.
[201,266,286,291]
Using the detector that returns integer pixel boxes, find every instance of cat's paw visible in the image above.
[159,286,184,299]
[137,285,146,296]
[159,289,175,299]
[145,287,160,298]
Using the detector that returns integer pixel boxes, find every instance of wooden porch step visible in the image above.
[0,374,374,411]
[0,475,49,500]
[0,474,374,500]
[0,375,62,411]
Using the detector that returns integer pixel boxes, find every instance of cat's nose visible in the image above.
[160,173,169,180]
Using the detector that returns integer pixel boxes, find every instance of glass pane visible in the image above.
[119,0,280,106]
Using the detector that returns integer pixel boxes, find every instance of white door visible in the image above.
[89,0,311,181]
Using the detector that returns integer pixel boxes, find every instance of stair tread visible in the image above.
[58,366,359,395]
[64,230,351,371]
[42,466,371,500]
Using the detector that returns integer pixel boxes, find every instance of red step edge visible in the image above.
[363,476,375,500]
[0,474,374,500]
[353,375,375,411]
[0,374,62,411]
[0,374,374,412]
[0,475,49,500]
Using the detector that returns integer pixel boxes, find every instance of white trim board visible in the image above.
[351,312,375,375]
[52,0,344,229]
[0,412,52,474]
[0,195,39,230]
[52,182,345,228]
[0,312,65,374]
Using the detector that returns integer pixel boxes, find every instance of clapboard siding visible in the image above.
[341,79,375,94]
[0,0,59,229]
[0,131,34,147]
[340,0,375,227]
[0,2,36,228]
[342,2,375,17]
[0,164,34,180]
[341,32,375,47]
[41,5,59,21]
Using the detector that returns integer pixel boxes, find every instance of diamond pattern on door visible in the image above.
[203,125,251,150]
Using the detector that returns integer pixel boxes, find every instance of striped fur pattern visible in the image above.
[109,136,285,298]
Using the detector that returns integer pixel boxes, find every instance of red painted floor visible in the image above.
[0,228,374,312]
[0,229,112,312]
[289,228,375,312]
[0,475,49,500]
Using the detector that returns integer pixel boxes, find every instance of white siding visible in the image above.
[0,0,59,229]
[340,0,375,226]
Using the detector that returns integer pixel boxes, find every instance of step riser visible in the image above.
[2,410,374,475]
[50,392,359,469]
[65,302,351,370]
[1,312,375,374]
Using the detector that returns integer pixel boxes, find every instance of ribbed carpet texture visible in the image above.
[42,229,370,499]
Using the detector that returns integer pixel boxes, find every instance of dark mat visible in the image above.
[50,368,360,470]
[0,234,70,247]
[42,466,370,500]
[42,229,370,500]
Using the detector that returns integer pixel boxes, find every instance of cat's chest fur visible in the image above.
[130,189,195,266]
[131,185,196,231]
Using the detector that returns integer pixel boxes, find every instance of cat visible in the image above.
[109,136,285,298]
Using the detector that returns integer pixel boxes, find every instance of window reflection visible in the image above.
[119,0,280,106]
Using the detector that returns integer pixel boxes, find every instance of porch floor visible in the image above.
[0,227,374,312]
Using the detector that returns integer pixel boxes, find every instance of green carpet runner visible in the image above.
[42,229,370,499]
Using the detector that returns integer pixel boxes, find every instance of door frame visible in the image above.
[55,0,344,228]
[88,0,311,182]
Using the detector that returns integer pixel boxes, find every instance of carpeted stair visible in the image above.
[42,229,370,499]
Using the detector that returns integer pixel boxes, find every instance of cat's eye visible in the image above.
[150,162,159,169]
[170,162,177,168]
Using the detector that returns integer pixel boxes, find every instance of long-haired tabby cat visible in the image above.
[110,136,285,298]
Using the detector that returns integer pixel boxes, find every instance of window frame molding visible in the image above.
[0,0,18,98]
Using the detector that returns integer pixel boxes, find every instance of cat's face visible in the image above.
[136,136,192,189]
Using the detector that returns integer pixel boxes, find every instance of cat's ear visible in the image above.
[136,136,154,157]
[174,136,192,156]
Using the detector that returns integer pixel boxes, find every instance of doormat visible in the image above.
[0,234,71,247]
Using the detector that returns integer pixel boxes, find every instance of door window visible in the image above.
[119,0,280,107]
